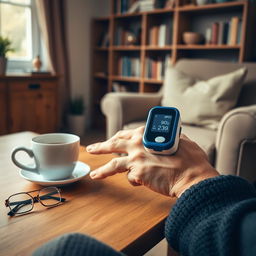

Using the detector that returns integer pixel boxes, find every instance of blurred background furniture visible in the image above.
[0,74,58,135]
[101,59,256,182]
[91,0,256,129]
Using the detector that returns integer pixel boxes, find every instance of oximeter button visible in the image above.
[155,136,165,143]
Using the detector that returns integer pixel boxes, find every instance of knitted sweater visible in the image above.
[165,175,256,256]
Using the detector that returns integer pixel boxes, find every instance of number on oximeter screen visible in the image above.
[151,114,172,133]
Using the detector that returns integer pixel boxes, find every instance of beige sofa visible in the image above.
[101,59,256,182]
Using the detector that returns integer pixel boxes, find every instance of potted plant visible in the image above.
[0,36,13,75]
[68,96,86,136]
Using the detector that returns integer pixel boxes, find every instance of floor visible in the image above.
[81,129,168,256]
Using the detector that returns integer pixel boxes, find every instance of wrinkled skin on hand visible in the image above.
[87,127,219,198]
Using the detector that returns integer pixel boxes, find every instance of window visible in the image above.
[0,0,41,72]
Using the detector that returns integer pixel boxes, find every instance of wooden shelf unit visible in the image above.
[91,0,256,127]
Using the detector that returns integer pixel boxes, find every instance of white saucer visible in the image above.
[19,161,90,186]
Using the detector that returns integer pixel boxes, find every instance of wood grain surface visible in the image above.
[0,132,176,256]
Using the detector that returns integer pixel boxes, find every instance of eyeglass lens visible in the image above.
[39,187,61,207]
[8,193,33,215]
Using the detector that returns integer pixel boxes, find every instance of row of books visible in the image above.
[145,54,170,80]
[97,32,109,47]
[118,56,141,77]
[148,20,173,46]
[115,0,172,14]
[205,17,242,45]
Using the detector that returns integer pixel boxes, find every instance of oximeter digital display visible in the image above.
[143,106,181,155]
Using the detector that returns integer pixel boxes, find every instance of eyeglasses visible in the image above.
[5,187,66,217]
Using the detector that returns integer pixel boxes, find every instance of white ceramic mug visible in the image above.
[11,133,80,180]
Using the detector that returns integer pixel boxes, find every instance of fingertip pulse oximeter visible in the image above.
[143,106,181,155]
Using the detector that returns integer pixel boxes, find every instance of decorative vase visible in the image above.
[183,32,203,45]
[32,55,42,72]
[0,57,7,75]
[68,114,86,137]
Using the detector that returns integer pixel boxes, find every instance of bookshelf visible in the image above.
[91,0,256,127]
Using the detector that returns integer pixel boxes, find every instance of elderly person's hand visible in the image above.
[86,126,219,198]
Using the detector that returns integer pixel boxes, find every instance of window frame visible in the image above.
[0,0,42,72]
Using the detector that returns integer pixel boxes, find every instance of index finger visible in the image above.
[86,137,128,154]
[90,156,128,179]
[86,127,144,154]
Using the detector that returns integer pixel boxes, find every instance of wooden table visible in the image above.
[0,132,176,256]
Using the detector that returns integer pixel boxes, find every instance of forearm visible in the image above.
[165,175,256,256]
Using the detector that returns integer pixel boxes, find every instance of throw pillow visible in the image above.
[161,66,247,130]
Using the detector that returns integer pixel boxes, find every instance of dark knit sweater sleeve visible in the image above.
[165,175,256,256]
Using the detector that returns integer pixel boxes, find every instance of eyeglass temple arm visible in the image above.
[7,198,65,217]
[8,198,33,206]
[7,203,28,217]
[39,191,66,202]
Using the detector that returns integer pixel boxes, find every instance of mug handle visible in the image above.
[11,147,39,173]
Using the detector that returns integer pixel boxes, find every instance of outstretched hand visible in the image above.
[86,127,219,198]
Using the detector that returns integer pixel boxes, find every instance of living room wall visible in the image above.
[66,0,110,128]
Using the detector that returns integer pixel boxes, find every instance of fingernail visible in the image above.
[90,171,97,178]
[86,145,94,152]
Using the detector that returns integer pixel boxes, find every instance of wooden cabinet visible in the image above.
[0,75,58,135]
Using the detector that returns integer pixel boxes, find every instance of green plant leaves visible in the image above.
[0,36,14,57]
[70,97,84,115]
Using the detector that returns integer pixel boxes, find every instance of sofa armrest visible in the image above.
[216,105,256,182]
[101,92,162,138]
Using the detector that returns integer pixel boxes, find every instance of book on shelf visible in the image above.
[158,23,167,46]
[223,21,229,45]
[118,56,140,77]
[211,22,219,45]
[97,31,109,47]
[218,22,224,45]
[140,0,154,11]
[237,19,242,45]
[145,54,170,80]
[229,16,239,45]
[205,27,211,44]
[149,25,159,45]
[205,16,241,46]
[149,18,172,46]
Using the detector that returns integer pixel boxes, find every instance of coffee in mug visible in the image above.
[11,133,80,180]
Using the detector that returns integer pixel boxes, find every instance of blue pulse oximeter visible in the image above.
[143,106,181,155]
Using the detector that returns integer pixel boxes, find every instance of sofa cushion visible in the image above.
[175,59,256,107]
[123,122,216,164]
[161,67,247,130]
